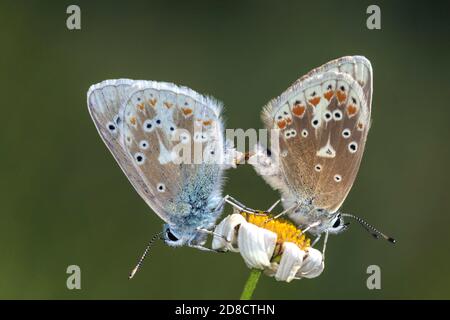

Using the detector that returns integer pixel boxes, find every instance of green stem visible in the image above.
[240,269,262,300]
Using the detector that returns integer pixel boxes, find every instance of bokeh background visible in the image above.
[1,0,449,299]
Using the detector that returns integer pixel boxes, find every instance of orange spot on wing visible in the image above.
[292,105,306,117]
[308,97,321,107]
[164,102,173,109]
[324,90,334,101]
[137,103,145,111]
[337,91,347,103]
[277,120,287,129]
[357,122,364,130]
[149,99,157,107]
[130,116,136,125]
[286,117,292,125]
[181,108,193,116]
[203,120,213,126]
[346,104,358,117]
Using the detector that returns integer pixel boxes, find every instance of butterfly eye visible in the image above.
[332,218,341,228]
[166,229,179,242]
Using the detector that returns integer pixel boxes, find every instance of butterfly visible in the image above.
[248,56,395,254]
[87,79,239,276]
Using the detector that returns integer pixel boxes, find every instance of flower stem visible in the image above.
[240,269,262,300]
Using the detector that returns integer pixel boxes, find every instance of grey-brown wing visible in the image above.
[295,56,372,108]
[87,79,159,213]
[120,81,226,224]
[260,57,372,212]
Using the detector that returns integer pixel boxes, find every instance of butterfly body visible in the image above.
[88,79,234,249]
[161,164,224,247]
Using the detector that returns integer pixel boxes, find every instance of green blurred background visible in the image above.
[1,0,449,299]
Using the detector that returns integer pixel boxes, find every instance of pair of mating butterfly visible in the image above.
[87,56,394,278]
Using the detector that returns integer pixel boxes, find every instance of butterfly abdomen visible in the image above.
[169,164,224,230]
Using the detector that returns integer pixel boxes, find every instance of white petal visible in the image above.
[238,222,277,270]
[275,242,306,282]
[212,214,246,252]
[264,262,278,278]
[296,247,324,279]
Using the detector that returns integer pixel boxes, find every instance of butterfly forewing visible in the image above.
[121,82,226,225]
[297,56,373,107]
[87,79,160,211]
[261,56,373,212]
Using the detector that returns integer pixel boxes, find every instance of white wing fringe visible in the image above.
[213,214,324,282]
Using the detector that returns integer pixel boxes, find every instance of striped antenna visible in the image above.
[341,213,396,244]
[129,232,163,279]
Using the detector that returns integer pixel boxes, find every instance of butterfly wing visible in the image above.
[120,81,226,227]
[258,56,373,213]
[87,79,166,217]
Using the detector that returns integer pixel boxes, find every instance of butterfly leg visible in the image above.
[265,202,299,222]
[188,244,221,252]
[299,220,321,235]
[220,194,265,215]
[266,199,281,213]
[196,227,231,244]
[322,231,329,263]
[311,234,322,247]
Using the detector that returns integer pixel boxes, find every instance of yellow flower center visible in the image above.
[241,211,310,256]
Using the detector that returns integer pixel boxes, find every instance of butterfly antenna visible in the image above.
[341,213,396,244]
[129,232,163,279]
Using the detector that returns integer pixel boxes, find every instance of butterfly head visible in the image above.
[326,213,349,235]
[162,224,208,247]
